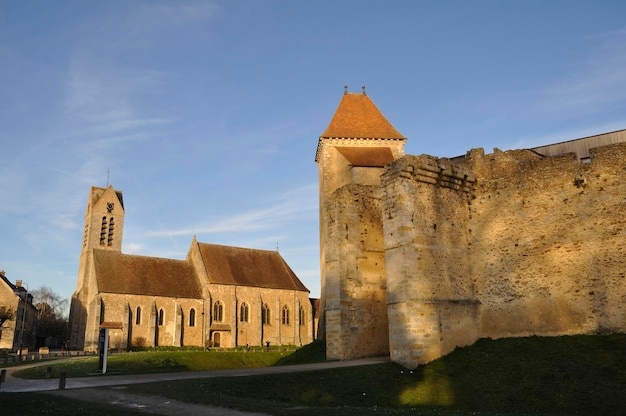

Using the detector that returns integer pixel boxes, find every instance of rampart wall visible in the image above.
[379,142,626,368]
[323,184,389,360]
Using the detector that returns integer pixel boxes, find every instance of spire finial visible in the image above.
[362,85,366,95]
[344,85,348,95]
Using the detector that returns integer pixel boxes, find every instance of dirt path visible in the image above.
[50,386,271,416]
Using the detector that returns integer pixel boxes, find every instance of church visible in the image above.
[69,185,312,351]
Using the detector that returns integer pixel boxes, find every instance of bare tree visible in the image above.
[0,306,15,327]
[31,286,69,342]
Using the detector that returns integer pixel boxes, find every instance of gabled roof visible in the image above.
[93,250,202,298]
[196,243,309,292]
[321,92,406,139]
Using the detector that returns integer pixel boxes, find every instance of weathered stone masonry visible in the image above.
[317,91,626,369]
[380,144,626,368]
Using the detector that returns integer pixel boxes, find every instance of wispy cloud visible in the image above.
[133,1,219,28]
[145,183,318,238]
[537,29,626,114]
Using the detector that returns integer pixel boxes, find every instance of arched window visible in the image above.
[99,217,107,246]
[158,308,164,326]
[107,217,115,246]
[281,305,290,325]
[189,308,196,327]
[213,301,223,322]
[240,302,249,323]
[135,306,142,325]
[262,303,271,325]
[299,305,306,326]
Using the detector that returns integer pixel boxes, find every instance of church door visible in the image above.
[213,332,221,348]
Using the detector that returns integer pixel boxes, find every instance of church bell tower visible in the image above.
[70,185,125,350]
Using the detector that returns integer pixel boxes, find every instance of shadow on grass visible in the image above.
[123,334,626,416]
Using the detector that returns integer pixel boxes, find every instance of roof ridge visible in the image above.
[321,91,405,140]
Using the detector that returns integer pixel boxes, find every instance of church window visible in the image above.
[189,308,196,327]
[282,305,290,325]
[158,309,164,326]
[99,217,107,246]
[262,303,271,325]
[240,302,249,323]
[107,217,115,246]
[213,301,223,322]
[299,306,306,326]
[135,306,141,325]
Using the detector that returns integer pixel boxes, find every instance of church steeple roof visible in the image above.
[321,88,406,139]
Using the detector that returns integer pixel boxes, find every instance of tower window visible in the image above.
[107,218,115,246]
[99,217,107,246]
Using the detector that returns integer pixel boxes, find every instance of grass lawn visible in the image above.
[10,348,298,379]
[122,334,626,415]
[1,335,625,415]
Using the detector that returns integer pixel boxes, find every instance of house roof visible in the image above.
[196,243,309,292]
[93,250,202,299]
[321,92,406,139]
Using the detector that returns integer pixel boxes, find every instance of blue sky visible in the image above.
[2,1,626,306]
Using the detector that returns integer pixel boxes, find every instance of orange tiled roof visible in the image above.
[197,243,309,292]
[93,250,202,299]
[321,93,405,139]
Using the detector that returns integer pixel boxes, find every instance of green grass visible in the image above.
[3,335,626,415]
[11,349,295,379]
[121,334,626,416]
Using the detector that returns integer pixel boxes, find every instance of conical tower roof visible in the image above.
[321,90,405,139]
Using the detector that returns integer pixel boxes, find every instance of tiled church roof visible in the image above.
[321,92,406,139]
[197,243,309,292]
[93,250,202,298]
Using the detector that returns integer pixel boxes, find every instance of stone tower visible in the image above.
[69,185,125,349]
[316,87,406,359]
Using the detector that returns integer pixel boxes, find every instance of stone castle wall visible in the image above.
[467,143,626,339]
[323,184,389,360]
[382,155,479,366]
[378,142,626,368]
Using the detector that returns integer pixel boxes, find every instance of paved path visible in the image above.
[0,356,390,393]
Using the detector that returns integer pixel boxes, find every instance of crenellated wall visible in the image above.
[467,143,626,340]
[382,155,479,367]
[376,142,626,368]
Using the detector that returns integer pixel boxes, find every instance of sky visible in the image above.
[2,1,626,308]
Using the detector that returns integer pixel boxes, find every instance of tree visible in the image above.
[0,306,15,327]
[30,286,69,343]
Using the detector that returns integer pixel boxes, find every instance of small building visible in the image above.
[0,271,38,352]
[69,185,313,351]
